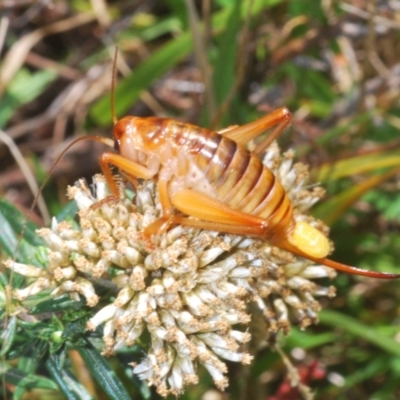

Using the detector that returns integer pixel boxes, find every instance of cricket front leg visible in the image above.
[143,179,176,238]
[99,152,155,197]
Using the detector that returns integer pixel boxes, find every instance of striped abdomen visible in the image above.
[163,119,295,237]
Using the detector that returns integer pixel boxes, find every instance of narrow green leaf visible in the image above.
[91,32,192,126]
[212,0,241,105]
[18,355,38,374]
[314,166,400,224]
[6,337,41,361]
[285,328,336,349]
[30,295,85,315]
[0,69,57,127]
[303,70,336,103]
[46,357,92,400]
[76,340,131,400]
[316,112,371,146]
[90,0,283,126]
[0,198,42,262]
[2,366,58,390]
[8,69,57,105]
[314,148,400,182]
[319,310,400,357]
[55,201,78,224]
[341,355,390,388]
[0,315,17,356]
[17,374,59,391]
[133,16,182,41]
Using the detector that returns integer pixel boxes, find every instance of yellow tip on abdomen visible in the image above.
[287,221,330,259]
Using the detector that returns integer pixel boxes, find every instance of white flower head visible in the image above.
[5,142,335,396]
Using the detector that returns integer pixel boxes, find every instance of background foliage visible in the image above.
[1,0,400,399]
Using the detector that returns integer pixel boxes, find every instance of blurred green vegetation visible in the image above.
[1,0,400,399]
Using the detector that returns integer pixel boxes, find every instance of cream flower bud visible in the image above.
[211,346,253,364]
[117,242,143,265]
[88,304,118,330]
[53,266,76,281]
[126,319,145,345]
[80,218,97,241]
[129,265,147,291]
[4,260,45,277]
[48,251,70,269]
[14,277,52,300]
[114,287,134,307]
[229,330,251,343]
[92,174,109,200]
[79,239,101,258]
[101,250,129,268]
[199,247,227,267]
[181,292,210,317]
[273,298,289,321]
[74,277,99,306]
[228,266,252,279]
[37,228,65,251]
[93,258,111,277]
[300,265,336,279]
[68,185,94,209]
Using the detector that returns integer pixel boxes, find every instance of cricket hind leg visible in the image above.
[143,185,272,241]
[141,183,267,240]
[221,107,292,156]
[168,189,400,280]
[169,189,270,236]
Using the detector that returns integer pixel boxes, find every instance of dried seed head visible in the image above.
[4,142,335,396]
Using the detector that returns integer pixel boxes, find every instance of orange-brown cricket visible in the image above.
[13,54,400,281]
[97,108,399,279]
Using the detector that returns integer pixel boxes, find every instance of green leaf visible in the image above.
[314,112,372,146]
[76,339,131,400]
[0,69,57,128]
[0,315,17,357]
[6,337,40,361]
[55,201,78,223]
[319,310,400,357]
[8,69,57,104]
[2,366,59,390]
[313,166,400,224]
[0,197,42,262]
[364,189,400,222]
[46,357,92,400]
[91,31,192,126]
[165,0,188,27]
[130,15,182,41]
[90,0,283,126]
[314,148,400,182]
[212,0,241,105]
[279,63,335,106]
[285,328,336,349]
[30,295,85,315]
[341,355,391,388]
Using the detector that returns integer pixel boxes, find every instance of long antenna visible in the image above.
[111,46,118,125]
